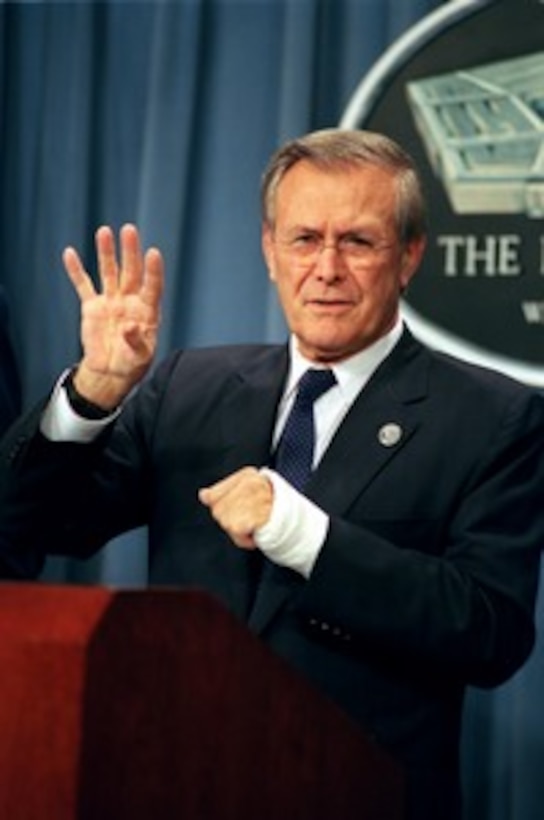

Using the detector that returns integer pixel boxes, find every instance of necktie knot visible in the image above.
[296,368,337,408]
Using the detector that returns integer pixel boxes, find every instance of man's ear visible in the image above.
[261,224,277,282]
[400,235,426,291]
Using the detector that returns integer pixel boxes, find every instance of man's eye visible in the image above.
[293,234,318,246]
[343,234,372,249]
[290,234,320,254]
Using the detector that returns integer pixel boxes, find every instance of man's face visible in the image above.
[262,160,426,363]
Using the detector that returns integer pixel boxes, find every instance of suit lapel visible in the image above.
[308,332,429,515]
[219,346,289,475]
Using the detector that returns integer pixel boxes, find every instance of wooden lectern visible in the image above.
[0,584,403,819]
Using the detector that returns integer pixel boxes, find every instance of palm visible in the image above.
[81,291,159,378]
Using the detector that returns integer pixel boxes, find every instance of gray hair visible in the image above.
[261,128,427,244]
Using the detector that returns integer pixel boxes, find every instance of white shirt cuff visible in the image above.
[40,369,120,443]
[254,468,329,578]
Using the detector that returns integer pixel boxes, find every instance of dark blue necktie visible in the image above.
[273,368,336,492]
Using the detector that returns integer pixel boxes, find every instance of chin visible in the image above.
[297,336,354,363]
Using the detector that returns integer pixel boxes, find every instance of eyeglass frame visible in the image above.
[272,229,400,268]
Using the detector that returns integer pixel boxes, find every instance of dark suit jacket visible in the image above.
[1,328,543,820]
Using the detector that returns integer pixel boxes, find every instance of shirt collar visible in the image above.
[285,316,404,401]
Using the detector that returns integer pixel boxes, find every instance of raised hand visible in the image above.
[63,223,164,409]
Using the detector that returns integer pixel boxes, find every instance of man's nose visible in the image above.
[314,243,345,282]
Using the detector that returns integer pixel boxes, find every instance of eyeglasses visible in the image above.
[275,231,397,268]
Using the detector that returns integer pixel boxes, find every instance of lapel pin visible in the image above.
[378,422,403,447]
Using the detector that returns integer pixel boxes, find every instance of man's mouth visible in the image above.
[306,298,352,309]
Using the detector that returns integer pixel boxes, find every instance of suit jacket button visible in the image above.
[320,622,330,632]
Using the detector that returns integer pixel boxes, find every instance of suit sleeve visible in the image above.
[0,355,179,578]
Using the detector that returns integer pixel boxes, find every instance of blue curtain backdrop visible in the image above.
[0,2,541,820]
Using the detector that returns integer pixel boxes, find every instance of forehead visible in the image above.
[274,159,398,227]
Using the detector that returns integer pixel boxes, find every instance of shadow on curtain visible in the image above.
[0,3,541,820]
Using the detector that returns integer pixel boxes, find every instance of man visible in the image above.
[0,130,543,819]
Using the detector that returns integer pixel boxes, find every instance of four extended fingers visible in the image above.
[63,223,163,310]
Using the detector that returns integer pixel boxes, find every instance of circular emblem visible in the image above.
[378,423,403,447]
[341,0,544,386]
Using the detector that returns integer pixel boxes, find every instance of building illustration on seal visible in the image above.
[406,51,544,217]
